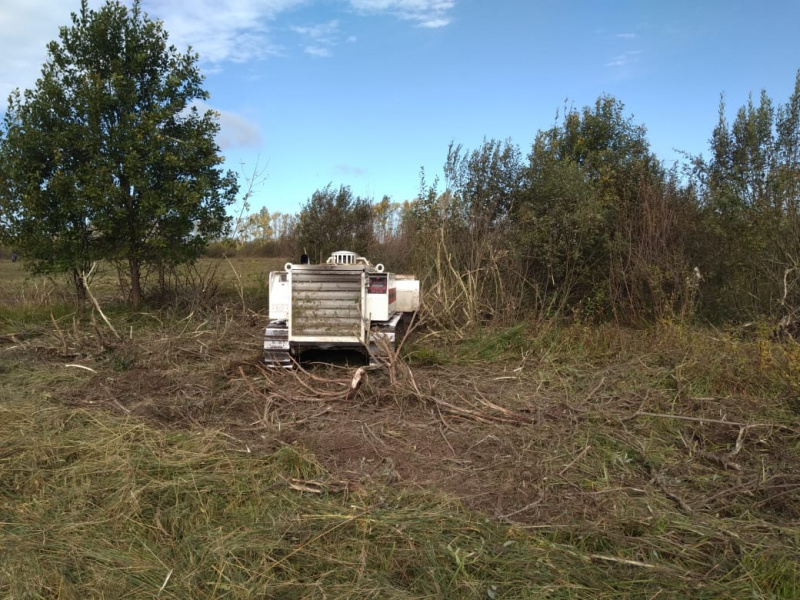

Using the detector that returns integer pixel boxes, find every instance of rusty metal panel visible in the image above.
[290,270,364,340]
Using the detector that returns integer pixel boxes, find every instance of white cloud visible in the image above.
[419,17,449,28]
[348,0,455,28]
[335,163,367,176]
[193,101,263,149]
[0,0,453,102]
[0,0,302,100]
[604,56,626,68]
[142,0,307,63]
[604,50,642,68]
[0,1,103,102]
[615,32,637,39]
[216,109,263,149]
[291,19,340,40]
[290,19,340,56]
[304,45,332,57]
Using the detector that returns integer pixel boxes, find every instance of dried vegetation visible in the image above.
[1,260,800,598]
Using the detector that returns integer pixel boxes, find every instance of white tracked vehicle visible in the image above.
[264,251,420,367]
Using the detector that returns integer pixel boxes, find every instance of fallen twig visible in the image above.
[655,477,693,514]
[695,448,741,471]
[589,553,665,571]
[475,393,535,424]
[64,363,97,374]
[51,313,68,356]
[583,377,605,403]
[157,568,173,594]
[635,411,776,429]
[727,425,756,459]
[239,366,277,423]
[83,262,121,341]
[290,406,334,426]
[559,444,592,477]
[499,489,546,520]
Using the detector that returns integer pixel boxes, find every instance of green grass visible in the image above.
[2,261,800,597]
[0,388,686,598]
[4,388,796,598]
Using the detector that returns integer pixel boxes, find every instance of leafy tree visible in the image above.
[444,138,523,229]
[247,207,274,244]
[691,71,800,319]
[515,144,601,308]
[516,95,683,319]
[294,184,373,263]
[0,0,238,307]
[372,195,397,244]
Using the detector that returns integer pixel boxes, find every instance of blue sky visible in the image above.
[2,0,800,215]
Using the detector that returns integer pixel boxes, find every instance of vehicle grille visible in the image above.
[290,270,363,340]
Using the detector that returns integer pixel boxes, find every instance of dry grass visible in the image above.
[2,262,800,598]
[0,257,284,311]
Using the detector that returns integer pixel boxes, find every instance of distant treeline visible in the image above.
[219,73,800,326]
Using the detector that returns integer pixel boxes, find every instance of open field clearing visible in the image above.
[0,258,285,311]
[1,258,800,598]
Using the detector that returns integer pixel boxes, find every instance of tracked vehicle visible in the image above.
[264,251,420,367]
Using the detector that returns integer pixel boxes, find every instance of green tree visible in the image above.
[295,184,373,263]
[691,71,800,320]
[0,0,238,307]
[434,139,524,324]
[516,95,683,319]
[372,195,396,244]
[444,138,523,229]
[247,207,273,244]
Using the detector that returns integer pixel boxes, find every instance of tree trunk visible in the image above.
[130,257,142,309]
[72,267,87,309]
[159,263,167,297]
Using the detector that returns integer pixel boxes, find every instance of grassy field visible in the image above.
[1,257,799,598]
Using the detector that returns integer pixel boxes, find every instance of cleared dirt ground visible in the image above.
[22,312,799,532]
